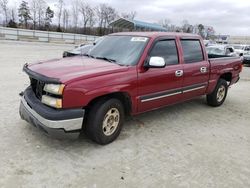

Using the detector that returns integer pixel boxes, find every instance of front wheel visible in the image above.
[207,79,228,107]
[85,98,125,145]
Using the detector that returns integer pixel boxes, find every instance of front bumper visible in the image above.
[19,87,85,139]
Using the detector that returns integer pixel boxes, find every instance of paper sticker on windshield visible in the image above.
[131,37,148,42]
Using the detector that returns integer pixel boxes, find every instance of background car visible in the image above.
[203,40,216,47]
[243,53,250,65]
[232,44,250,56]
[63,36,105,58]
[63,44,93,57]
[206,45,237,58]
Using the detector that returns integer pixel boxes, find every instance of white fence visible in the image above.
[0,27,99,44]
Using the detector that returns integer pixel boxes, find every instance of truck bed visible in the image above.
[208,54,232,59]
[209,56,241,66]
[207,56,242,94]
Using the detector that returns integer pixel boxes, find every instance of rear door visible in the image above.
[180,39,209,99]
[137,38,184,113]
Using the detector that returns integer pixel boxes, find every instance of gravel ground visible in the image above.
[0,40,250,188]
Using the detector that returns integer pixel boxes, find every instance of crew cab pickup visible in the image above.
[19,32,242,145]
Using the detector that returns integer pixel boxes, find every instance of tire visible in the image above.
[85,98,125,145]
[207,79,228,107]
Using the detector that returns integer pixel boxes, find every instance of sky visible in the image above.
[5,0,250,36]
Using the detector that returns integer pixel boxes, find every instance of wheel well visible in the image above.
[86,92,132,115]
[220,72,232,82]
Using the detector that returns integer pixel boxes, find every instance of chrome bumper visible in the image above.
[19,91,84,139]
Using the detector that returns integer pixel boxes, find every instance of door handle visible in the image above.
[200,67,207,73]
[175,70,183,77]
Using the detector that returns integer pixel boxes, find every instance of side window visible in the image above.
[150,40,179,66]
[228,48,234,53]
[181,39,204,63]
[225,48,232,55]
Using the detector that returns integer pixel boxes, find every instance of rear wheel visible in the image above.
[207,79,228,107]
[85,98,124,145]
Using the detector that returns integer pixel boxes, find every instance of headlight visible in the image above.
[44,84,65,95]
[41,95,62,108]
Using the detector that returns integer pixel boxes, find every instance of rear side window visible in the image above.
[227,48,234,53]
[246,46,250,51]
[181,39,204,63]
[150,40,179,65]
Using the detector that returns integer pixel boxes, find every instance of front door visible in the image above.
[137,38,184,113]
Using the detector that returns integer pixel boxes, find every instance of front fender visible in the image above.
[63,84,136,109]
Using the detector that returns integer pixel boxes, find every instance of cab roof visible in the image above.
[109,32,200,39]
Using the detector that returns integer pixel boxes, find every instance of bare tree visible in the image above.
[96,4,105,29]
[121,11,136,20]
[103,5,117,27]
[62,8,69,31]
[96,4,117,34]
[6,7,18,27]
[56,0,63,30]
[168,24,178,32]
[10,7,17,21]
[71,0,79,32]
[79,2,95,31]
[30,0,46,29]
[79,2,88,29]
[30,0,38,29]
[181,19,190,32]
[87,6,95,28]
[159,19,171,30]
[37,0,46,28]
[0,0,8,25]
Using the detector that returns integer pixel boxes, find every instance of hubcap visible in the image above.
[217,85,226,102]
[102,108,120,136]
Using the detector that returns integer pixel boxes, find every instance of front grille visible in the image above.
[30,78,45,100]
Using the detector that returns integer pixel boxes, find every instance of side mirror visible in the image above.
[145,57,166,68]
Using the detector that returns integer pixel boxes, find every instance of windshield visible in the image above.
[233,45,244,50]
[206,47,225,55]
[88,35,149,66]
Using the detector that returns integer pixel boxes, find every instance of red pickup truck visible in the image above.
[19,32,242,145]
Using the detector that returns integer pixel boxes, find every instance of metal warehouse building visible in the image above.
[110,18,167,32]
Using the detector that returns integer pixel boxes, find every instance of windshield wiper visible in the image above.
[95,56,117,63]
[84,55,125,66]
[82,53,95,58]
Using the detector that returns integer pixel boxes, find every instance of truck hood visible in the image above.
[27,56,129,83]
